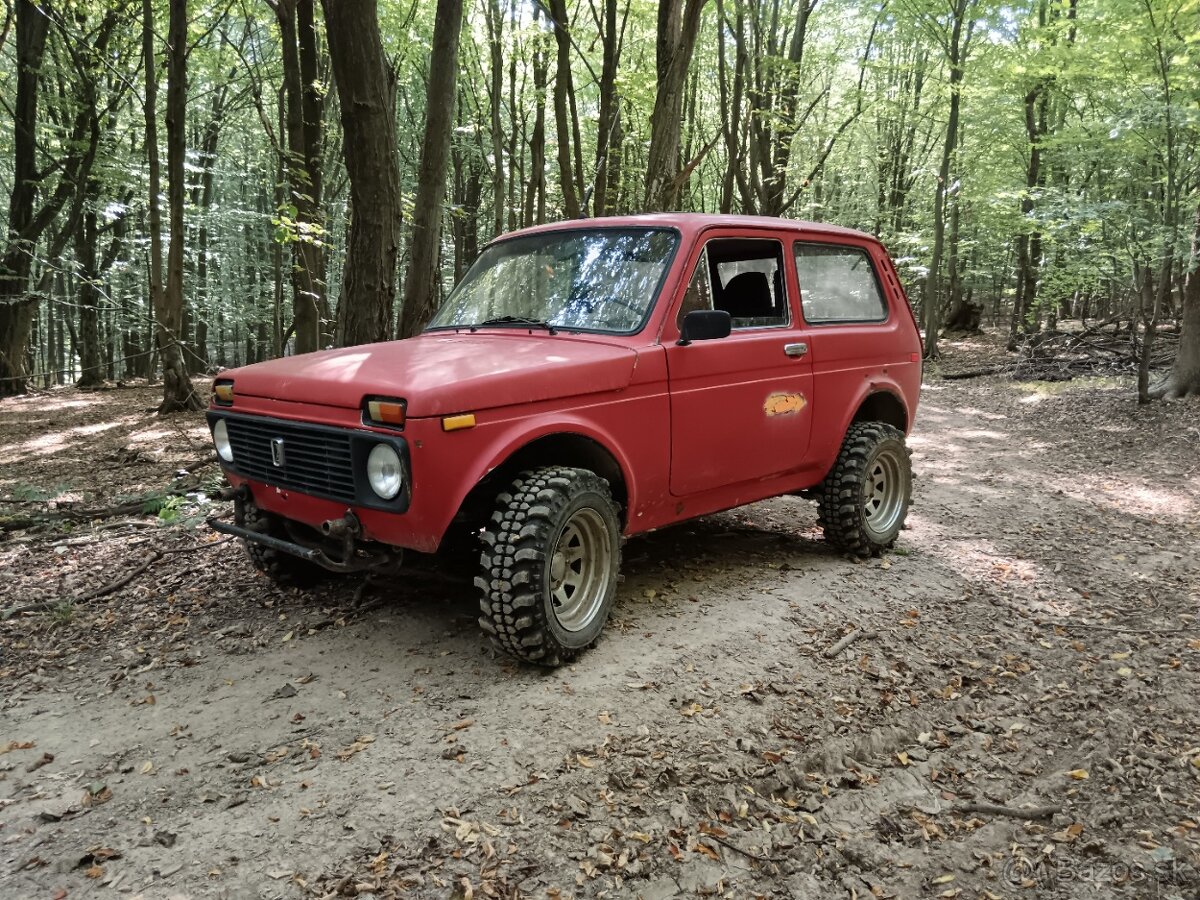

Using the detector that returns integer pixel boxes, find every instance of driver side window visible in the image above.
[677,238,789,330]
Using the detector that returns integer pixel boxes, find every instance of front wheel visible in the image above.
[818,422,912,557]
[476,467,621,666]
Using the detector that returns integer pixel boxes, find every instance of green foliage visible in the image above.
[1,0,1197,384]
[50,601,76,627]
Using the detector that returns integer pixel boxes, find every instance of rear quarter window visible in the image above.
[795,243,889,325]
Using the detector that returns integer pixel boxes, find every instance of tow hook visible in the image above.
[321,512,360,539]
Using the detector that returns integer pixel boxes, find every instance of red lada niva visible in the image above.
[208,214,922,665]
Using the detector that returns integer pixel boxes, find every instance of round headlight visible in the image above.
[367,443,403,500]
[213,419,233,462]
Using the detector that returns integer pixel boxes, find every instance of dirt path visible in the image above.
[2,377,1198,899]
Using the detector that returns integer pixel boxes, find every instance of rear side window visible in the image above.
[795,243,888,324]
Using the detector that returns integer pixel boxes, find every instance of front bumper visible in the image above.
[209,490,402,573]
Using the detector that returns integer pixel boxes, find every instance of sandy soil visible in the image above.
[1,364,1199,900]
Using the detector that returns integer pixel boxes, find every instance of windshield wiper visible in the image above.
[472,315,558,335]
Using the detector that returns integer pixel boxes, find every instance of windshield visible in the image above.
[428,228,678,334]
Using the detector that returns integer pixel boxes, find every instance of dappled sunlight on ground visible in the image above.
[1047,471,1197,523]
[0,418,134,463]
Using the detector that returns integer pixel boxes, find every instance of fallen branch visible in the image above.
[704,831,781,864]
[177,453,218,474]
[823,629,875,659]
[940,365,1005,380]
[82,551,164,602]
[953,800,1062,820]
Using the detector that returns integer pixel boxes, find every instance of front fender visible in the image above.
[404,384,671,549]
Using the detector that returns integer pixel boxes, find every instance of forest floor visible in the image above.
[2,332,1199,900]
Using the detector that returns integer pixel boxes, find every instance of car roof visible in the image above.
[499,213,878,244]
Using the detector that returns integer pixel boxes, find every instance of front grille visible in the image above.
[225,416,357,504]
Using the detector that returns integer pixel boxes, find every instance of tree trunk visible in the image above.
[324,0,404,346]
[484,0,505,236]
[397,0,463,338]
[1150,206,1200,398]
[921,1,972,360]
[548,0,580,217]
[75,202,103,387]
[272,0,326,354]
[523,5,548,226]
[0,1,51,396]
[156,0,201,412]
[644,0,708,212]
[593,0,622,216]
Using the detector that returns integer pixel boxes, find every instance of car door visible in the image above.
[664,232,814,497]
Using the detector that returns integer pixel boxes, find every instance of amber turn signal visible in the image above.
[366,399,406,427]
[213,381,234,404]
[442,413,476,432]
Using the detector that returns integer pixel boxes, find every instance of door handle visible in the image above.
[784,342,808,358]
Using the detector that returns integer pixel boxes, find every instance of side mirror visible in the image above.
[678,309,731,346]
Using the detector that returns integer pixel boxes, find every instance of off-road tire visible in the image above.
[477,467,621,666]
[818,422,911,557]
[241,502,328,588]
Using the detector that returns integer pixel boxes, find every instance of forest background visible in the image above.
[0,0,1197,411]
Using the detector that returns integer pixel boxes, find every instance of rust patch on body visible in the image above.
[764,392,807,417]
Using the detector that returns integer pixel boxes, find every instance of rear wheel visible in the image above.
[818,422,911,557]
[477,467,621,666]
[240,501,329,588]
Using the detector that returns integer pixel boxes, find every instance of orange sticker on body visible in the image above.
[764,392,807,416]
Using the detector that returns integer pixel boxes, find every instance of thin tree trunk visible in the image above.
[271,0,325,354]
[593,0,621,217]
[398,0,463,338]
[523,5,548,226]
[158,0,201,412]
[922,2,972,360]
[485,0,505,235]
[75,201,103,387]
[546,0,579,218]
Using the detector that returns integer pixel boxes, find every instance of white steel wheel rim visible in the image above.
[863,445,906,537]
[547,507,612,633]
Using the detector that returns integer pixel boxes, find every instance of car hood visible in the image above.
[225,332,640,417]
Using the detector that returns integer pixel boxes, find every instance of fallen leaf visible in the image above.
[337,734,376,761]
[932,874,955,885]
[576,754,593,768]
[1067,769,1089,780]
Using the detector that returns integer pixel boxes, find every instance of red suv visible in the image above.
[208,215,921,665]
